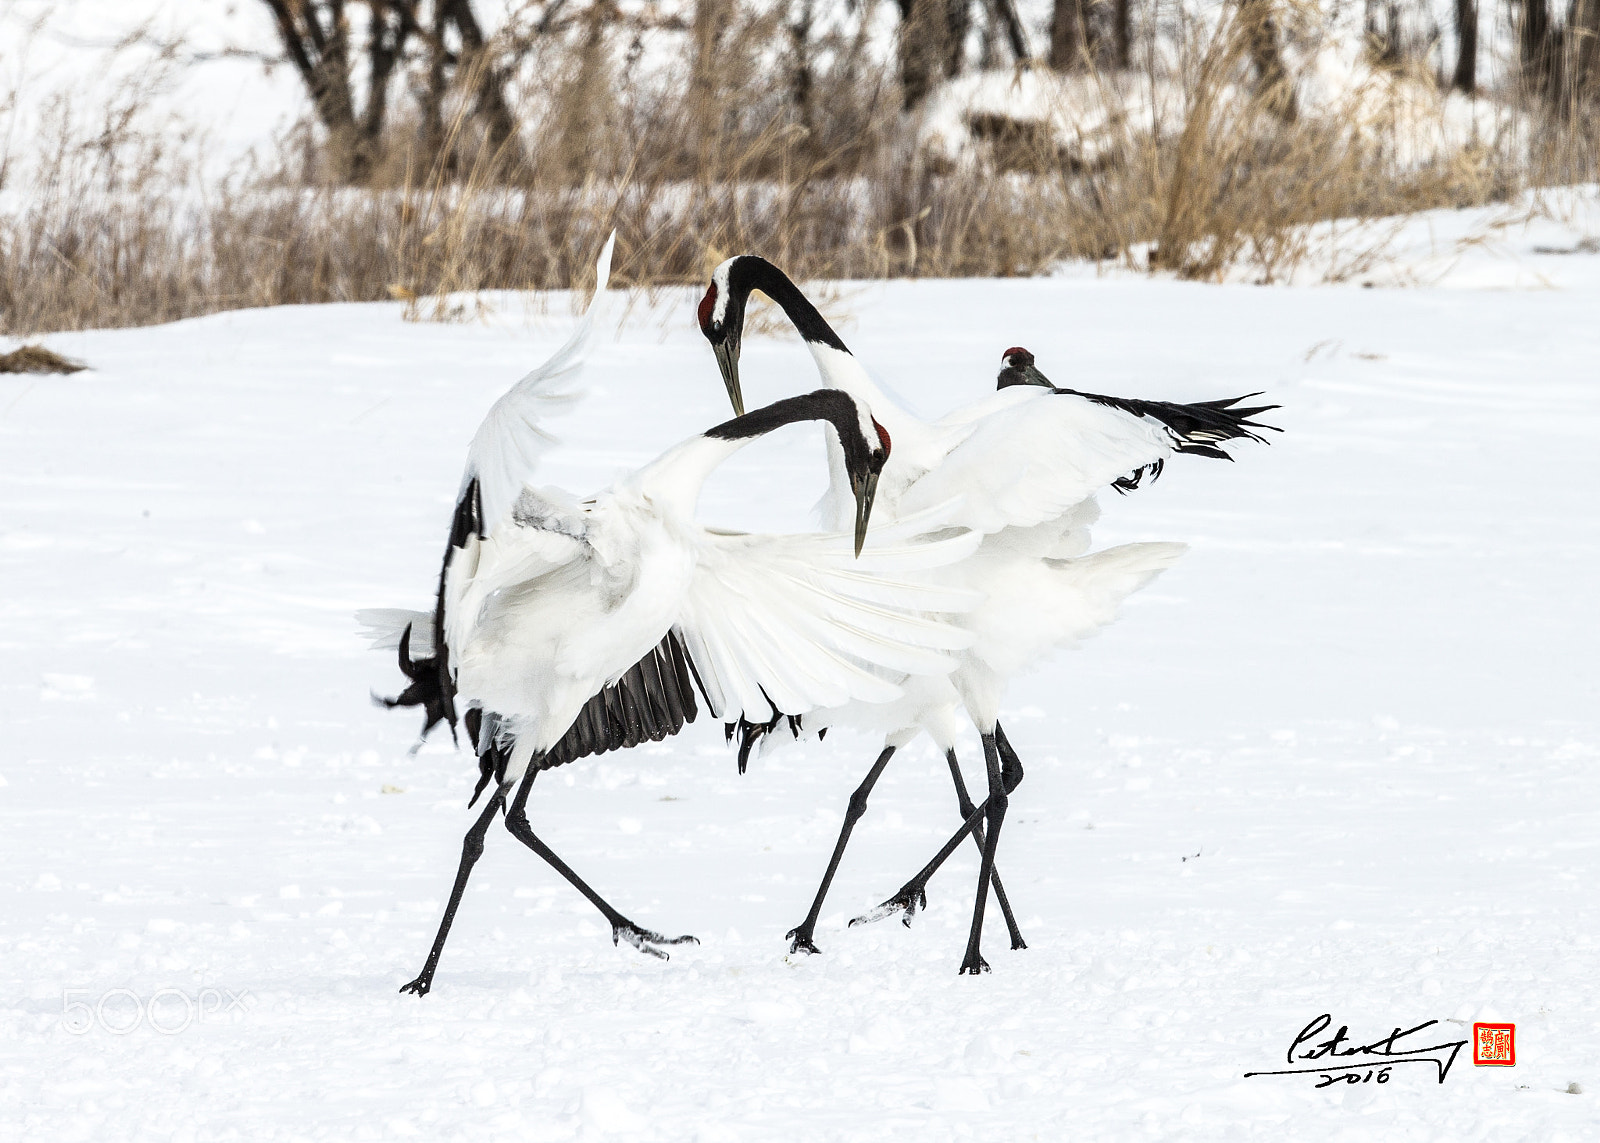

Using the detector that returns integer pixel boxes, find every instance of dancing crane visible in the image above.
[698,256,1279,973]
[369,240,982,996]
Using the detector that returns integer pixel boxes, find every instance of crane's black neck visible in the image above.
[726,256,851,354]
[705,389,878,477]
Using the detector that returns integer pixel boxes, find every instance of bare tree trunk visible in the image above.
[898,0,948,108]
[1453,0,1478,91]
[691,0,731,165]
[261,0,520,182]
[943,0,972,78]
[1239,0,1296,119]
[1113,0,1132,69]
[440,0,523,164]
[420,1,450,173]
[1518,0,1561,99]
[790,0,816,136]
[1049,0,1091,71]
[984,0,1030,61]
[554,3,611,174]
[1364,0,1402,64]
[1570,0,1600,100]
[263,0,365,180]
[361,1,416,165]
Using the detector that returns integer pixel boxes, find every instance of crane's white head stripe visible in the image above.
[710,260,736,325]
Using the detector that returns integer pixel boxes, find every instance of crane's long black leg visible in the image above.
[399,781,508,996]
[502,765,697,960]
[785,744,897,955]
[958,732,1010,975]
[853,726,1026,933]
[945,747,1026,951]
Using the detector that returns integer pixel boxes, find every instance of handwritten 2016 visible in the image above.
[1244,1015,1469,1087]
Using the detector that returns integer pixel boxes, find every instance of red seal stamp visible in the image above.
[1472,1023,1516,1066]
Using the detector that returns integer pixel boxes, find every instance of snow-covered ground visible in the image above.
[3,198,1600,1140]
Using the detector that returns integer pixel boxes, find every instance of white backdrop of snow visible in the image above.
[3,195,1600,1138]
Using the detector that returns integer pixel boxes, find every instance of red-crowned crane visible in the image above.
[367,239,982,995]
[697,256,1279,974]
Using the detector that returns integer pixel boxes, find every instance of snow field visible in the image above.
[3,201,1600,1138]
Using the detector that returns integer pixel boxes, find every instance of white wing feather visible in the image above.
[677,518,981,723]
[463,232,615,532]
[899,389,1176,534]
[355,608,435,659]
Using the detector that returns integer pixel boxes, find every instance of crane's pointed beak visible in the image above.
[852,471,880,558]
[713,336,744,417]
[1021,363,1054,389]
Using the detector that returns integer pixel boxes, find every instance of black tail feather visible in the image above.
[1057,388,1279,492]
[1060,387,1282,452]
[374,623,456,745]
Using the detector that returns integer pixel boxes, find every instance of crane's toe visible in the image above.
[613,922,698,960]
[848,885,927,929]
[958,953,991,976]
[785,926,822,955]
[398,976,432,996]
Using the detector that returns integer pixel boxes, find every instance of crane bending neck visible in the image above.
[638,390,875,517]
[722,255,911,436]
[730,256,849,354]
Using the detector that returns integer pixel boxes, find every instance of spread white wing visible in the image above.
[676,513,982,722]
[461,232,615,533]
[897,387,1174,535]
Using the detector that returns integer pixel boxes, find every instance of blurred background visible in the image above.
[1,0,1596,335]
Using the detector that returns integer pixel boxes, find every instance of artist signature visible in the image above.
[1244,1014,1468,1087]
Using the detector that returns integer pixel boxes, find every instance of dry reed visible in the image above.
[1,4,1595,336]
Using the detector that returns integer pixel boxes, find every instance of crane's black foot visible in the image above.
[613,922,698,960]
[398,974,433,997]
[785,926,822,956]
[849,884,928,929]
[958,952,991,976]
[1010,935,1029,952]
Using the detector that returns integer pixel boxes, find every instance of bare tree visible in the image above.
[1571,0,1600,101]
[1453,0,1478,91]
[1049,0,1091,72]
[984,0,1031,62]
[1111,0,1131,69]
[263,0,367,180]
[436,0,522,162]
[1238,0,1295,119]
[1049,0,1131,73]
[259,0,521,182]
[1517,0,1560,98]
[689,0,732,166]
[897,0,972,108]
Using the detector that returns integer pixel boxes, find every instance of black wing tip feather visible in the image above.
[1061,385,1283,449]
[536,631,701,772]
[1058,386,1281,492]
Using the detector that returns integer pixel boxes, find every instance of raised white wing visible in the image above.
[897,388,1174,535]
[462,232,615,532]
[676,514,982,722]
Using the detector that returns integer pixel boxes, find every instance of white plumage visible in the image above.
[371,237,987,996]
[698,255,1273,971]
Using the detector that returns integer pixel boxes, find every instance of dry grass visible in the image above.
[1,4,1596,336]
[0,344,86,373]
